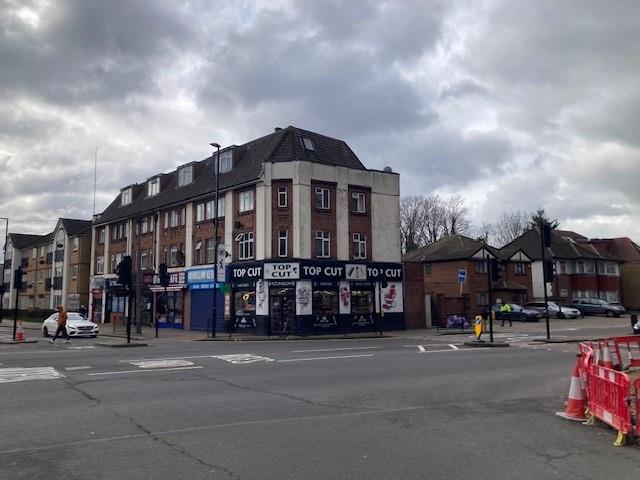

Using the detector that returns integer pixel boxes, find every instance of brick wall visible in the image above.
[403,262,425,329]
[233,186,256,261]
[271,180,293,259]
[192,207,226,265]
[159,209,187,266]
[310,181,337,259]
[621,261,640,309]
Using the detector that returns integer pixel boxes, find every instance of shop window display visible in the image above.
[234,291,257,329]
[312,289,339,331]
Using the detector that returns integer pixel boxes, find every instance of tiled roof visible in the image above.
[500,229,621,261]
[95,126,366,225]
[403,235,496,262]
[8,233,51,249]
[60,218,92,236]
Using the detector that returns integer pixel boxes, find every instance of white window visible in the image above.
[121,187,132,205]
[351,192,366,213]
[217,196,225,218]
[148,177,160,196]
[73,237,79,251]
[96,256,104,275]
[32,247,37,258]
[141,252,148,270]
[99,228,105,244]
[169,210,182,228]
[218,150,233,173]
[605,263,618,275]
[206,239,216,263]
[315,231,330,258]
[204,197,224,220]
[239,190,254,213]
[177,166,192,187]
[141,217,148,234]
[164,212,169,229]
[39,246,45,257]
[352,233,366,259]
[169,246,178,267]
[558,260,567,274]
[72,266,78,278]
[278,186,288,208]
[301,137,315,151]
[476,292,489,306]
[514,262,526,275]
[314,187,330,210]
[585,261,595,274]
[278,229,288,257]
[196,203,205,222]
[110,255,116,273]
[237,232,254,260]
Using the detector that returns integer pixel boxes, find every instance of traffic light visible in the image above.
[542,222,552,248]
[544,259,555,283]
[116,256,132,287]
[13,267,23,290]
[490,258,505,281]
[159,263,170,287]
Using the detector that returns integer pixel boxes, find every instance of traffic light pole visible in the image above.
[126,289,132,344]
[540,223,551,340]
[485,252,494,343]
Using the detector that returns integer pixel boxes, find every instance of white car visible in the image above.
[524,301,581,319]
[42,312,99,338]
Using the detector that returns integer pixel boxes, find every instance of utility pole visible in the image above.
[485,249,494,343]
[0,216,8,324]
[210,142,221,338]
[540,221,552,340]
[135,215,143,335]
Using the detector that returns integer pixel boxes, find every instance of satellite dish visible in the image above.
[383,166,392,172]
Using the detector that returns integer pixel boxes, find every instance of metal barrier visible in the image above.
[586,363,633,437]
[611,335,640,370]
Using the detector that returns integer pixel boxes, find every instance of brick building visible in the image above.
[2,219,92,313]
[89,126,404,334]
[500,229,622,303]
[403,235,532,327]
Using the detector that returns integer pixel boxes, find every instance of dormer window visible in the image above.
[121,187,132,206]
[178,165,193,187]
[148,177,160,196]
[217,150,233,174]
[301,137,315,151]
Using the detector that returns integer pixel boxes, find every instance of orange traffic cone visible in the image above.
[15,321,25,342]
[555,361,587,421]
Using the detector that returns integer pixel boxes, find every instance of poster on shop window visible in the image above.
[380,282,403,313]
[255,279,268,316]
[338,281,351,314]
[296,280,312,316]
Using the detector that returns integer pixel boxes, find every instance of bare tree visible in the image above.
[529,208,560,230]
[494,210,530,247]
[423,194,446,243]
[442,195,472,237]
[400,196,426,253]
[474,221,494,244]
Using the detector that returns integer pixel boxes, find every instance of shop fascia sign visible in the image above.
[231,261,403,282]
[152,271,186,286]
[264,262,300,280]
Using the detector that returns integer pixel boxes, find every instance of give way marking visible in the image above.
[128,359,195,369]
[211,354,275,365]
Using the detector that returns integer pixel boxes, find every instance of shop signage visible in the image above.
[264,262,300,280]
[231,263,263,281]
[345,264,367,281]
[152,271,186,286]
[90,277,105,289]
[187,268,215,284]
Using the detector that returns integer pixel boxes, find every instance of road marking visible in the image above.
[68,346,96,350]
[292,346,381,353]
[88,366,204,376]
[118,355,218,363]
[417,345,426,352]
[128,359,195,369]
[211,354,275,365]
[278,354,375,362]
[65,366,93,371]
[0,367,64,383]
[448,344,460,350]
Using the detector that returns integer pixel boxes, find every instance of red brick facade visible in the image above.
[348,186,372,261]
[271,180,293,259]
[233,187,256,261]
[310,181,337,259]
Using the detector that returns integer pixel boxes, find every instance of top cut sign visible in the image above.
[264,262,300,280]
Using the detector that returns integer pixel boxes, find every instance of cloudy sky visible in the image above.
[1,0,639,244]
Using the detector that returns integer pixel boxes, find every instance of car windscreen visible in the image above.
[67,313,86,321]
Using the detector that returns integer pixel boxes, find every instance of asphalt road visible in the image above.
[0,318,638,480]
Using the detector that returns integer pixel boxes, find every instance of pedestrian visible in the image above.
[49,305,70,344]
[500,302,512,327]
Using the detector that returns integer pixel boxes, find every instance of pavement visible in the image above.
[0,315,637,479]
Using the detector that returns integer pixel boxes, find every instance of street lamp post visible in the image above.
[210,142,221,338]
[0,217,8,324]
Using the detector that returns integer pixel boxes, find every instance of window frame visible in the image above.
[315,231,331,258]
[238,232,255,260]
[278,229,288,257]
[239,190,254,213]
[147,177,160,196]
[314,187,330,210]
[277,186,288,208]
[352,232,367,259]
[96,256,104,275]
[351,192,366,213]
[177,165,193,187]
[514,262,526,275]
[121,188,132,206]
[475,260,487,274]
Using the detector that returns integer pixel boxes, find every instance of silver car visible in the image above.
[524,301,581,319]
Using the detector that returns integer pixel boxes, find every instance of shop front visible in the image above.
[229,260,404,336]
[186,267,224,333]
[151,270,186,329]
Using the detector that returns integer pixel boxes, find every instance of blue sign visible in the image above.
[457,269,467,284]
[187,268,223,290]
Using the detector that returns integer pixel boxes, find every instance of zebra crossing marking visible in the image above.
[0,367,64,383]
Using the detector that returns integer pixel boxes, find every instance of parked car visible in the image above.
[524,301,581,319]
[483,304,543,322]
[566,298,626,317]
[42,312,99,338]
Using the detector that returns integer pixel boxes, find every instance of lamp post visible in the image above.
[210,142,221,338]
[0,217,8,324]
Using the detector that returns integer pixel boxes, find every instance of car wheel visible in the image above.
[43,326,49,337]
[557,312,565,319]
[606,310,615,318]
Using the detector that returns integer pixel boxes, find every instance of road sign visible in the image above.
[474,316,483,339]
[458,269,467,284]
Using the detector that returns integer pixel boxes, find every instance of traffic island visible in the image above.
[463,340,510,348]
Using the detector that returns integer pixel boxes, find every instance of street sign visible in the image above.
[458,269,467,284]
[474,315,483,339]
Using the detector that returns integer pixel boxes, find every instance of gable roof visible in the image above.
[95,126,367,225]
[500,229,621,262]
[403,234,497,262]
[8,233,52,249]
[60,218,92,236]
[588,237,640,262]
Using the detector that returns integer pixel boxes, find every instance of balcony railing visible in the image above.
[52,276,63,290]
[54,250,64,262]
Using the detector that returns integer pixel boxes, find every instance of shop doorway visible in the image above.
[269,289,295,336]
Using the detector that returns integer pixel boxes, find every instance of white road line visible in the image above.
[292,346,381,353]
[0,367,64,383]
[420,348,493,354]
[403,343,461,348]
[118,355,216,363]
[417,345,426,352]
[128,359,194,368]
[211,354,275,365]
[278,354,374,362]
[448,344,460,350]
[88,366,203,376]
[65,366,93,371]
